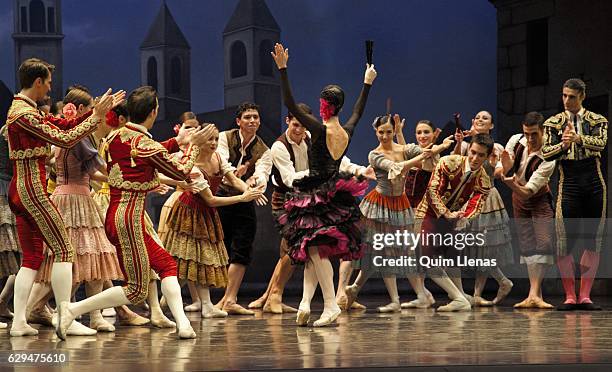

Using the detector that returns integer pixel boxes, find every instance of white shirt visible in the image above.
[565,107,586,135]
[270,130,367,188]
[496,133,556,194]
[217,129,273,192]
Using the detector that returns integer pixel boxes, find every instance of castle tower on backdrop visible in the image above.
[13,0,64,101]
[223,0,281,143]
[140,1,191,121]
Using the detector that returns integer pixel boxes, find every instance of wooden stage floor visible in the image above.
[1,296,612,371]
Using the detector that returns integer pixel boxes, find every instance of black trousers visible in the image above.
[556,158,606,256]
[218,201,257,266]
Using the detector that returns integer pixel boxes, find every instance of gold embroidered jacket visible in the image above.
[542,110,608,161]
[104,123,198,192]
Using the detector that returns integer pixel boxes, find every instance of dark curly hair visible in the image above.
[320,85,344,116]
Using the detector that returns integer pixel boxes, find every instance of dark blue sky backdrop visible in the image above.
[0,0,497,165]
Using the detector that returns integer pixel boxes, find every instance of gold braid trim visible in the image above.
[9,145,51,160]
[108,163,160,191]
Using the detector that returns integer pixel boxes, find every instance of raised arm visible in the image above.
[343,64,377,135]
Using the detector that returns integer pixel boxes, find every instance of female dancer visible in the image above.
[272,43,376,327]
[454,111,514,305]
[398,119,440,308]
[35,87,124,331]
[0,127,20,328]
[162,126,263,318]
[157,112,202,312]
[345,115,452,312]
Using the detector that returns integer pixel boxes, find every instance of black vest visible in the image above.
[271,133,311,193]
[509,137,549,195]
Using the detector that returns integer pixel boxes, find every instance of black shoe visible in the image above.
[577,302,602,311]
[556,303,577,311]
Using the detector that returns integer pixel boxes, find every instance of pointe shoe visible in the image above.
[336,295,348,311]
[118,313,151,326]
[67,321,98,336]
[0,303,14,319]
[101,308,116,317]
[463,294,475,306]
[55,301,75,340]
[27,307,54,327]
[90,316,116,332]
[176,325,197,339]
[377,302,401,313]
[473,296,494,307]
[296,309,310,326]
[222,303,254,315]
[351,301,367,310]
[263,294,283,314]
[492,279,513,305]
[401,296,435,309]
[10,323,39,337]
[248,296,267,309]
[344,284,360,311]
[281,303,298,313]
[313,308,341,327]
[202,307,228,319]
[151,313,177,328]
[437,297,471,312]
[513,298,534,309]
[184,301,201,312]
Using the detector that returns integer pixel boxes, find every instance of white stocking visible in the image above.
[50,262,73,306]
[308,247,340,317]
[383,276,400,304]
[12,267,37,328]
[299,261,318,312]
[160,276,191,330]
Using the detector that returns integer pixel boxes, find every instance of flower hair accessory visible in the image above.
[105,110,119,128]
[62,103,77,119]
[173,124,181,135]
[319,98,335,122]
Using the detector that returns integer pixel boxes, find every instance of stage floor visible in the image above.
[1,296,612,371]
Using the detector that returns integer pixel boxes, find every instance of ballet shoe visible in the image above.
[184,301,201,312]
[344,284,360,311]
[101,308,116,317]
[492,279,513,305]
[176,325,197,339]
[296,309,310,326]
[27,307,54,327]
[514,297,554,309]
[377,302,401,313]
[401,296,435,309]
[202,307,228,319]
[336,295,348,311]
[66,321,98,336]
[281,303,298,313]
[248,296,267,309]
[463,294,475,306]
[437,297,471,312]
[151,313,177,328]
[118,312,151,326]
[0,302,14,319]
[90,316,116,332]
[0,321,6,329]
[223,303,254,315]
[577,302,602,311]
[313,308,341,327]
[473,296,494,307]
[55,301,74,340]
[10,323,39,337]
[351,301,367,310]
[556,302,578,311]
[263,294,283,314]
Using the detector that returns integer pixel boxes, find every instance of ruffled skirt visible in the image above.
[276,172,368,264]
[162,198,228,288]
[157,190,182,237]
[354,189,417,275]
[36,187,124,284]
[0,183,20,278]
[464,187,514,271]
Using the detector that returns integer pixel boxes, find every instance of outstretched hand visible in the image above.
[93,88,114,117]
[393,114,405,133]
[271,43,289,69]
[111,90,126,109]
[364,64,377,84]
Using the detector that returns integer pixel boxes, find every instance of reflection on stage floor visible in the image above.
[1,296,612,371]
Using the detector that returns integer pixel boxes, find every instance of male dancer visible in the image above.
[56,86,211,339]
[6,58,118,336]
[249,103,372,313]
[414,134,493,311]
[496,112,556,308]
[542,78,608,311]
[214,102,271,315]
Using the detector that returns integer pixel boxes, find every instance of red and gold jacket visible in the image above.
[104,123,198,192]
[5,94,100,163]
[415,155,491,221]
